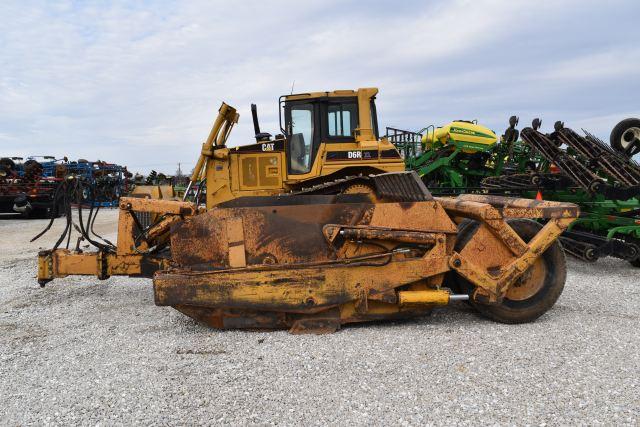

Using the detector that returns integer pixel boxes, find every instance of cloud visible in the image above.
[0,0,639,173]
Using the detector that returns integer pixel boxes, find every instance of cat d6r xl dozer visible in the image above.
[183,87,406,207]
[36,88,579,333]
[130,88,405,205]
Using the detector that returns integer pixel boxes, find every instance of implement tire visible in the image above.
[452,219,567,323]
[610,118,640,156]
[626,236,640,268]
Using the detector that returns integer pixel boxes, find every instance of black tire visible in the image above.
[610,118,640,156]
[625,236,640,268]
[0,157,15,176]
[0,157,15,168]
[451,219,567,324]
[23,159,43,178]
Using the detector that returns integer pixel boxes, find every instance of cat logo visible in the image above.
[347,151,362,159]
[262,143,275,151]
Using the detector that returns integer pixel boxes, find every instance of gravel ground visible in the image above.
[1,210,639,425]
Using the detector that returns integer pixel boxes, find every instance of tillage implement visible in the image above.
[389,117,640,266]
[482,121,640,265]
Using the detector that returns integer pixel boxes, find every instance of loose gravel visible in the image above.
[0,211,639,425]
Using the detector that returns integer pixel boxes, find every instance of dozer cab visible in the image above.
[187,88,405,208]
[36,88,579,334]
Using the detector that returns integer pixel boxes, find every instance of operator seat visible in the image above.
[289,133,307,173]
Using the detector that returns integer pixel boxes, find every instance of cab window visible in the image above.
[288,104,314,174]
[327,102,357,138]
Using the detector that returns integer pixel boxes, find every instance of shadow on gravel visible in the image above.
[162,302,488,336]
[0,213,54,221]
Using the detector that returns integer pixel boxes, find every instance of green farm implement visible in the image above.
[387,118,640,266]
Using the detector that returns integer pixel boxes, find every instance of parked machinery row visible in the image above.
[388,117,640,266]
[0,156,130,217]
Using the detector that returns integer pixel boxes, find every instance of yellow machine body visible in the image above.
[34,88,579,334]
[191,88,405,208]
[422,120,498,153]
[129,184,175,200]
[37,173,579,333]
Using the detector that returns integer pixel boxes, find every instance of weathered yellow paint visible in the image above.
[189,88,406,208]
[37,250,168,282]
[34,87,581,333]
[153,252,453,311]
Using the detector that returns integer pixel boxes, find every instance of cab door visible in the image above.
[285,102,321,176]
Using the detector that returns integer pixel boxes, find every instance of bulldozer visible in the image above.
[184,87,405,207]
[125,88,404,206]
[36,88,579,333]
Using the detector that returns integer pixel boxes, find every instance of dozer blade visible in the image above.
[153,194,459,333]
[152,190,578,333]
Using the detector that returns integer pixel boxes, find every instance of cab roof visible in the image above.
[284,88,378,102]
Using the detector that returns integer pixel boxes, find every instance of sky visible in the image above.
[1,0,639,174]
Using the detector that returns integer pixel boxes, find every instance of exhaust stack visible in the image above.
[251,103,271,142]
